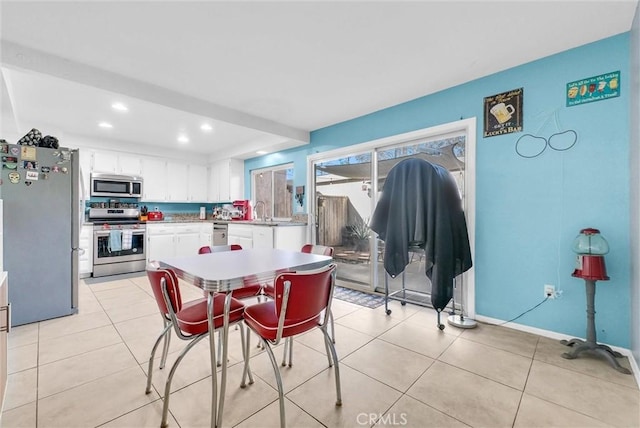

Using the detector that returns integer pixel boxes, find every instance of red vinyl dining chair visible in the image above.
[241,263,341,428]
[198,244,265,363]
[145,263,253,428]
[263,244,336,367]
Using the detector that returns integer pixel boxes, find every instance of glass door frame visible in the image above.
[307,117,476,317]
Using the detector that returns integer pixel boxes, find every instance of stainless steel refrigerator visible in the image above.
[1,144,79,326]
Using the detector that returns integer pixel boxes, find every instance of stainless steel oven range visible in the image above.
[89,208,146,277]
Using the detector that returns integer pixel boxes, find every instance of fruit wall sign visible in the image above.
[566,71,620,107]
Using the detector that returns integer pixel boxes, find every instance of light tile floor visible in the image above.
[2,273,639,427]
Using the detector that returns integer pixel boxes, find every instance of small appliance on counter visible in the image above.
[232,199,252,220]
[147,209,164,221]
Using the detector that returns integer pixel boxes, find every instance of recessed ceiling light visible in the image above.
[256,150,268,155]
[111,102,128,112]
[98,122,113,128]
[177,134,189,144]
[200,123,213,132]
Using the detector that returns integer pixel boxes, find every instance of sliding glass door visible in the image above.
[308,119,475,314]
[313,151,374,290]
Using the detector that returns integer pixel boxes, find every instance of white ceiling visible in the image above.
[1,1,637,160]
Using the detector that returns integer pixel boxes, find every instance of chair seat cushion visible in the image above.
[262,284,275,299]
[243,301,321,341]
[177,294,245,335]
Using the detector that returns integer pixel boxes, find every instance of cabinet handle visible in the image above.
[0,303,11,333]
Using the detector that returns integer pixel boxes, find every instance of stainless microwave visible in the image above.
[90,173,143,198]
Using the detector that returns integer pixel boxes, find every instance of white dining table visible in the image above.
[158,247,333,428]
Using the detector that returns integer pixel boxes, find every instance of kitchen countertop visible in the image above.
[84,215,307,226]
[146,219,307,226]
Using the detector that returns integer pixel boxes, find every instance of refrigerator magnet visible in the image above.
[8,171,20,184]
[23,161,38,170]
[25,170,38,181]
[21,146,37,161]
[41,166,50,173]
[10,146,19,156]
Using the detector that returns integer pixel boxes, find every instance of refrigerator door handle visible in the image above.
[72,247,85,256]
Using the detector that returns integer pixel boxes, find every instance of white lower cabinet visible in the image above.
[147,223,214,263]
[228,223,306,250]
[252,226,274,249]
[227,224,253,249]
[79,225,94,277]
[274,226,306,251]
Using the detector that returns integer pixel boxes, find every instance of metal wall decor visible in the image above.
[566,71,620,107]
[483,88,524,138]
[515,108,577,158]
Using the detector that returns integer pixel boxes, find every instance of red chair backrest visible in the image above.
[205,244,243,253]
[301,244,334,257]
[274,264,336,324]
[147,267,183,315]
[198,246,212,254]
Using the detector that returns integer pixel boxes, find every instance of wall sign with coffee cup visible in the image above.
[566,71,620,107]
[483,88,523,138]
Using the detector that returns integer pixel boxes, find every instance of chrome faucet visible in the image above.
[254,200,266,222]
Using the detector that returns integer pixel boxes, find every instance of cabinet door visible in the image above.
[166,162,189,201]
[199,224,213,247]
[188,165,208,202]
[274,226,306,251]
[252,226,274,249]
[92,151,119,173]
[78,149,92,198]
[228,158,244,201]
[141,158,168,201]
[147,234,175,263]
[175,233,201,257]
[118,156,142,176]
[208,165,220,202]
[217,159,231,201]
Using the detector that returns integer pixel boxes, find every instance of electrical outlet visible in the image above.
[544,284,556,299]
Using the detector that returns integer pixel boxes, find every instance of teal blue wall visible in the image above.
[245,34,631,347]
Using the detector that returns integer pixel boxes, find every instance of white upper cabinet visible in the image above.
[82,148,221,203]
[140,157,168,201]
[78,149,92,197]
[188,164,208,202]
[118,156,143,176]
[92,151,118,173]
[208,158,244,202]
[92,151,141,176]
[166,162,189,201]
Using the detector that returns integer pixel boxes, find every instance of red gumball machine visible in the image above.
[571,228,609,280]
[561,228,631,374]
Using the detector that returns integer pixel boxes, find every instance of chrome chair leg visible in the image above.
[217,330,223,367]
[160,319,172,369]
[329,310,336,344]
[239,322,254,387]
[281,338,289,366]
[146,322,172,394]
[263,340,286,428]
[321,325,342,406]
[161,333,208,428]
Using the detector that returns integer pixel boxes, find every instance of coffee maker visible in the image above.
[232,200,252,221]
